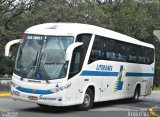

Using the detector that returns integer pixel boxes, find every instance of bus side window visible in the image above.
[145,49,150,64]
[103,40,109,60]
[69,34,92,79]
[89,36,117,63]
[76,34,92,66]
[69,47,81,79]
[89,36,102,63]
[127,44,137,63]
[117,42,126,62]
[136,46,154,65]
[147,48,154,64]
[108,40,116,61]
[138,47,145,64]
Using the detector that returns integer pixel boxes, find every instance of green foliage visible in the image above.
[0,0,160,75]
[154,87,160,91]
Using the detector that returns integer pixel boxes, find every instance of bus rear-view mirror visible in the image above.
[66,42,83,61]
[5,39,21,57]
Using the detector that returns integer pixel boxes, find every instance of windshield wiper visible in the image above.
[58,62,68,78]
[36,52,50,83]
[21,52,39,80]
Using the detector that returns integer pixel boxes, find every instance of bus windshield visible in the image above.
[14,35,73,80]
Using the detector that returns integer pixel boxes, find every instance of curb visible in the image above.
[154,90,160,92]
[148,106,160,117]
[0,92,11,97]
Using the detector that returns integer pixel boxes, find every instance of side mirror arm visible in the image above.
[5,39,21,57]
[65,42,83,61]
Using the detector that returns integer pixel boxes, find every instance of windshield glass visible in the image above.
[14,35,73,80]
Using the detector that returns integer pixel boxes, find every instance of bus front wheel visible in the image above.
[78,88,94,111]
[37,104,50,108]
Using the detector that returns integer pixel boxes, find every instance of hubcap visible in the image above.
[83,94,90,107]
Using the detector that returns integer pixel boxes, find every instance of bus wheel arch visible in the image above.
[132,83,141,102]
[87,85,95,101]
[78,85,95,111]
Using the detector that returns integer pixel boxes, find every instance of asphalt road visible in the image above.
[0,91,160,117]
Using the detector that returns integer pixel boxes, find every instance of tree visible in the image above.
[0,0,160,75]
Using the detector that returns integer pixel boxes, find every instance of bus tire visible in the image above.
[131,86,140,102]
[78,88,94,111]
[37,104,58,110]
[37,104,49,108]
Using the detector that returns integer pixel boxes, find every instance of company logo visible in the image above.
[39,95,56,100]
[12,90,20,96]
[32,89,36,94]
[114,65,126,93]
[96,64,113,71]
[35,73,42,79]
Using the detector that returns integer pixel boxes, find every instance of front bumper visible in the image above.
[11,85,65,106]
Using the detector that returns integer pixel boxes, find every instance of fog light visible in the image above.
[58,97,62,101]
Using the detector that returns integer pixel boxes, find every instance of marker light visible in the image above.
[22,34,26,40]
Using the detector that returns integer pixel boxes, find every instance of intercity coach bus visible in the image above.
[5,23,155,110]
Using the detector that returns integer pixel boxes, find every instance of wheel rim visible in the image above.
[83,93,91,107]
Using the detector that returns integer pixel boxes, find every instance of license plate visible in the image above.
[28,96,38,100]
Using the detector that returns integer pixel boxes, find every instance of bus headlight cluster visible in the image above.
[50,84,71,93]
[11,81,19,88]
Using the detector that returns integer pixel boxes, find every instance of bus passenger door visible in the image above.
[66,47,82,105]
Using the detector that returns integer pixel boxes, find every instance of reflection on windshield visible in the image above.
[39,37,72,79]
[14,35,73,80]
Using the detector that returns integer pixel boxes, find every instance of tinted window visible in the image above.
[69,34,92,79]
[76,34,92,69]
[117,42,126,62]
[88,35,154,65]
[69,47,81,78]
[138,46,146,64]
[127,44,137,63]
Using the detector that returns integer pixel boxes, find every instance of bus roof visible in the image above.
[25,23,154,49]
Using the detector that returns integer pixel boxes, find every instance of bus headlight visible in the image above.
[11,81,19,88]
[51,87,63,93]
[50,84,71,93]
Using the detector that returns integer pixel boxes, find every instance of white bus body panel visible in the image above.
[79,61,154,102]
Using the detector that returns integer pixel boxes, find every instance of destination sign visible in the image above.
[27,35,43,40]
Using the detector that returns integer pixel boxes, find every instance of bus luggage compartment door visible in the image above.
[140,79,153,96]
[140,80,147,96]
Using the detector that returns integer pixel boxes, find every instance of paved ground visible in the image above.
[0,91,160,117]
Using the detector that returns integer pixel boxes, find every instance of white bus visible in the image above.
[5,23,155,110]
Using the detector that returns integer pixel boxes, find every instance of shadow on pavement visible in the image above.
[20,99,145,113]
[20,105,78,114]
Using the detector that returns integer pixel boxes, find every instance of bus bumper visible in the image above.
[11,85,66,107]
